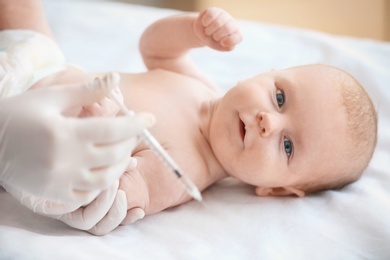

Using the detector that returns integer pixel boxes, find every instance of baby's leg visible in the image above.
[0,0,53,37]
[0,0,121,117]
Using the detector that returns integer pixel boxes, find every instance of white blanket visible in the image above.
[1,0,389,259]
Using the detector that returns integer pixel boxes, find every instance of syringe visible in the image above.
[109,89,202,202]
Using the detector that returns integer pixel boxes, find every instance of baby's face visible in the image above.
[209,65,348,190]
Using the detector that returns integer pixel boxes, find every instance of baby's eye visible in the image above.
[276,89,285,108]
[284,137,293,157]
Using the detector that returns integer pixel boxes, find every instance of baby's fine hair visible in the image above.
[299,64,378,194]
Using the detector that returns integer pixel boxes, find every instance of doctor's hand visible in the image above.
[0,73,155,204]
[2,178,129,236]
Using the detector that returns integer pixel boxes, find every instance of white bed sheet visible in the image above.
[1,0,389,259]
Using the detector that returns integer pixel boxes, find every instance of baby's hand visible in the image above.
[193,7,242,51]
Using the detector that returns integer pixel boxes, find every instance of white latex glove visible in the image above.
[2,177,129,236]
[0,74,154,204]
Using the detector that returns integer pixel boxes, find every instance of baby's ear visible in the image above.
[255,186,305,197]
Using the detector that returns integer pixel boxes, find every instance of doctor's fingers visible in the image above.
[43,74,119,110]
[83,135,140,169]
[2,183,84,215]
[58,181,119,230]
[87,189,127,236]
[72,156,131,192]
[71,113,155,144]
[28,197,84,215]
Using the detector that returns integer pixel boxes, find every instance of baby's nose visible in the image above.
[257,111,282,137]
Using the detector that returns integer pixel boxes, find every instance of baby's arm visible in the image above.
[0,0,53,37]
[140,7,242,89]
[118,148,199,222]
[118,158,150,224]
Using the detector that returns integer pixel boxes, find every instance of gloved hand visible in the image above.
[0,73,155,204]
[2,175,129,236]
[2,156,141,235]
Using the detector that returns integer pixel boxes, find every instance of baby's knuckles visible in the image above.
[200,7,221,26]
[195,7,227,37]
[196,8,240,51]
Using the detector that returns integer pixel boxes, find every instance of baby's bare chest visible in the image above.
[120,69,213,139]
[120,70,222,188]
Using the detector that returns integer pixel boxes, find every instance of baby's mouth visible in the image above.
[239,118,246,142]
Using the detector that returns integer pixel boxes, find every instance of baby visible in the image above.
[2,5,377,224]
[115,8,377,222]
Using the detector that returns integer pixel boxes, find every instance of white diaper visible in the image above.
[0,30,66,97]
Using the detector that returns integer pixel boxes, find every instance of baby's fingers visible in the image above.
[200,7,223,27]
[195,7,242,51]
[212,20,240,42]
[204,11,231,36]
[220,32,243,50]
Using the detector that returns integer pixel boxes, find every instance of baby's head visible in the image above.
[290,64,377,195]
[209,64,377,197]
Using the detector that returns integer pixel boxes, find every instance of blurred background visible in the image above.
[111,0,389,41]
